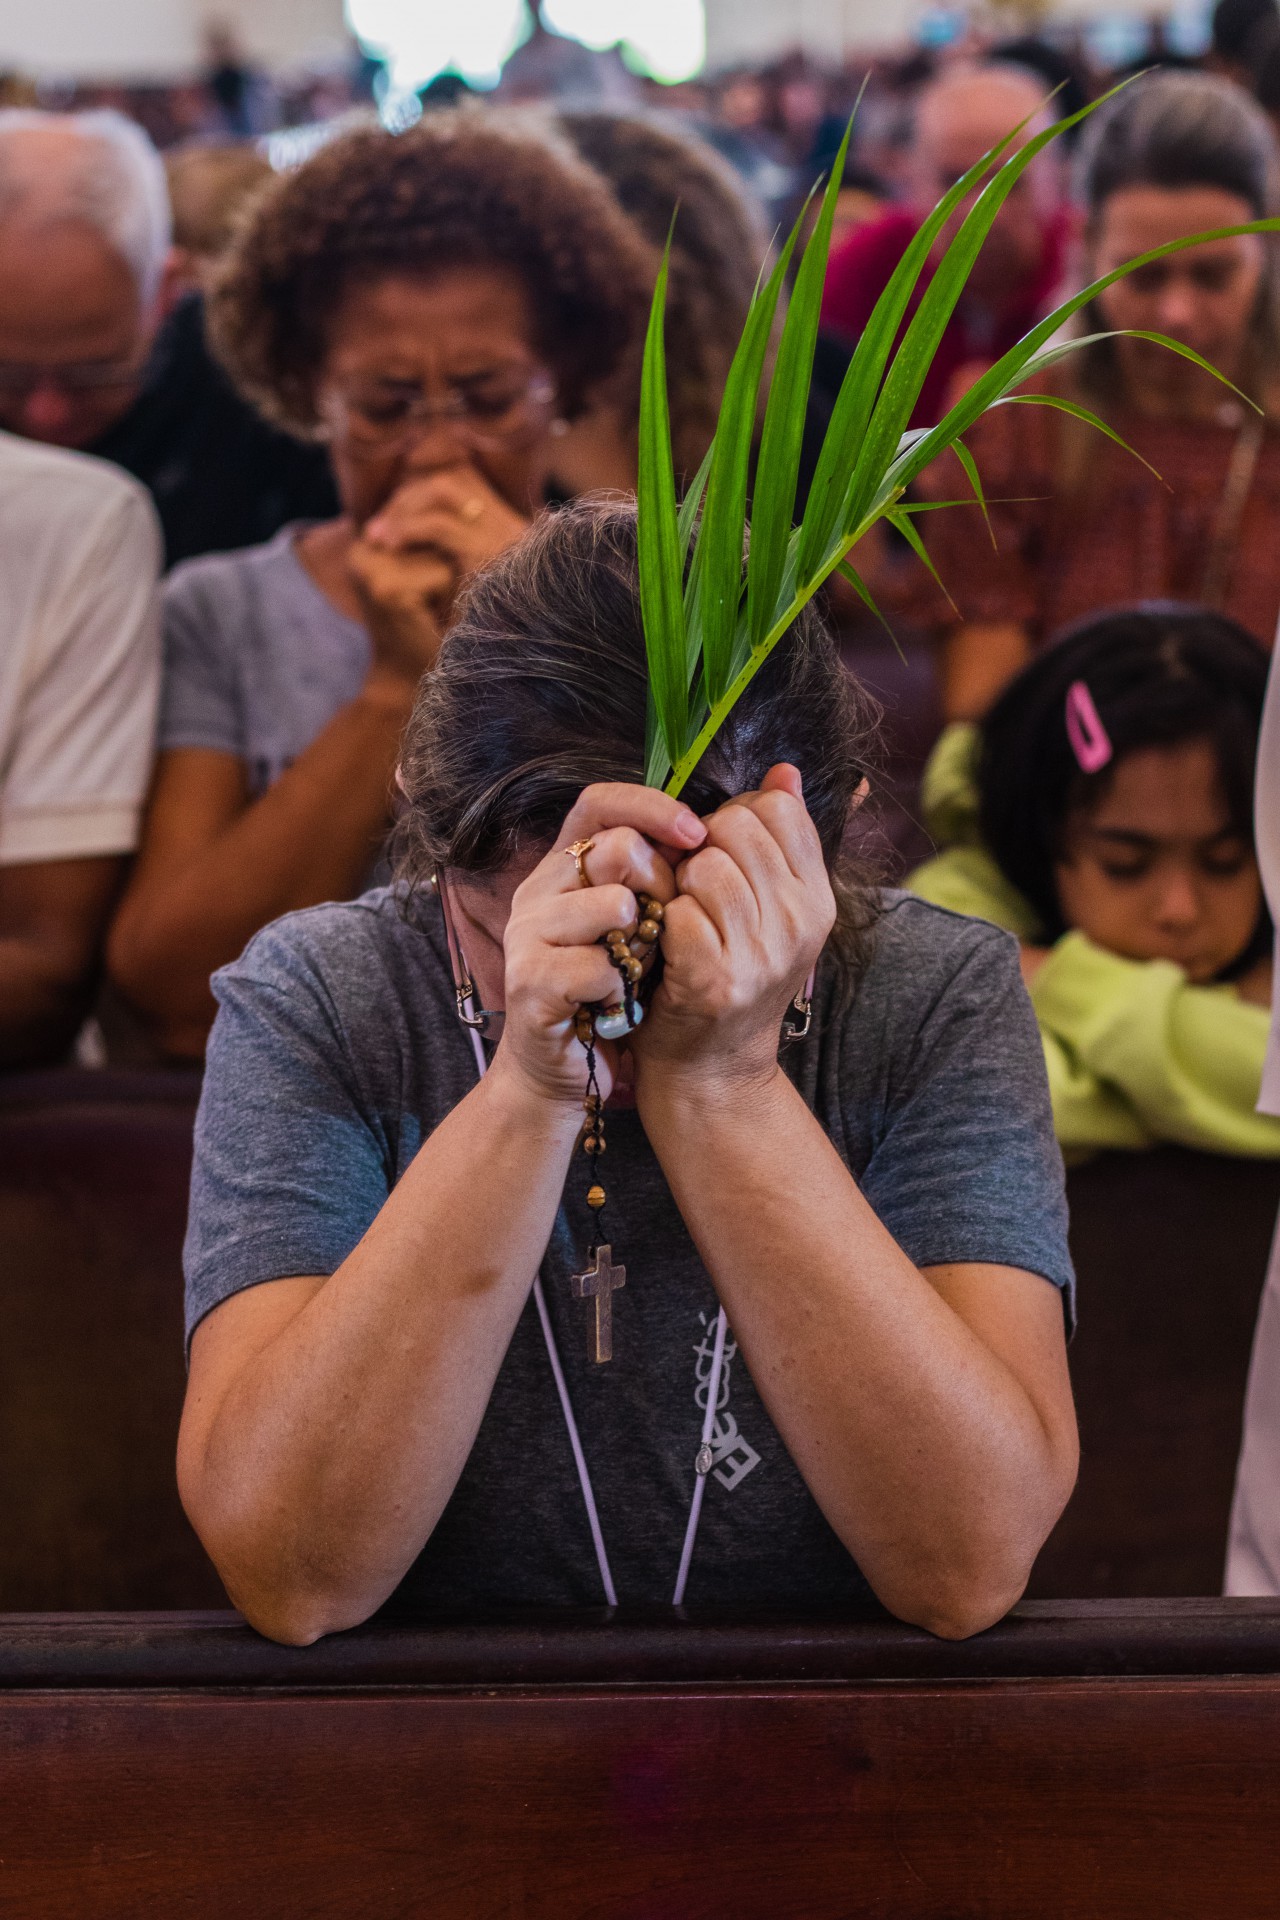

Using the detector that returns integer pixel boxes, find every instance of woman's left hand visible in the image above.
[633,764,835,1093]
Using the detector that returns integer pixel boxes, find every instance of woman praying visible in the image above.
[920,70,1280,720]
[177,502,1077,1646]
[107,114,653,1058]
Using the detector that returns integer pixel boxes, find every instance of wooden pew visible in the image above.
[3,1072,1278,1609]
[1,1601,1278,1917]
[0,1070,224,1609]
[1032,1147,1280,1598]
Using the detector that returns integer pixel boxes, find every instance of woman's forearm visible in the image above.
[110,684,413,1050]
[635,1063,1075,1636]
[180,1059,581,1642]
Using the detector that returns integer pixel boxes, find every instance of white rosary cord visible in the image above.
[463,1014,727,1610]
[465,1020,616,1605]
[672,1303,728,1606]
[529,1270,618,1607]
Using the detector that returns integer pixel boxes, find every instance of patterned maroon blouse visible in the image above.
[918,376,1280,649]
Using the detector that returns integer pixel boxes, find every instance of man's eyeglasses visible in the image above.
[322,369,558,452]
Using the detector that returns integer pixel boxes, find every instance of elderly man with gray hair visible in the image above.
[0,108,335,564]
[820,62,1069,430]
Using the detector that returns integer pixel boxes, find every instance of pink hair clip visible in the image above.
[1064,679,1113,774]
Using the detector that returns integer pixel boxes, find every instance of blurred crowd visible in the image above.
[4,0,1280,1166]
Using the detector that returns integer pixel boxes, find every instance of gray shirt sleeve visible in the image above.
[855,912,1075,1326]
[158,562,246,758]
[183,917,394,1348]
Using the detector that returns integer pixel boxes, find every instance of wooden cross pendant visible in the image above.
[570,1244,626,1363]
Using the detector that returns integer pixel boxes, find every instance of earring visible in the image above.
[436,870,497,1034]
[782,966,817,1043]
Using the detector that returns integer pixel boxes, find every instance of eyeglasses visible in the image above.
[0,356,147,398]
[321,368,558,452]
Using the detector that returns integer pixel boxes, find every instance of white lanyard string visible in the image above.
[460,1012,727,1608]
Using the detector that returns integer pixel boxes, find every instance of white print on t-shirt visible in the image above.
[694,1310,761,1491]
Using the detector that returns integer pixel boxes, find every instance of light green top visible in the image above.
[907,724,1280,1158]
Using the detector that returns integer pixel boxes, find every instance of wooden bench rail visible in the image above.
[4,1596,1280,1689]
[6,1601,1280,1916]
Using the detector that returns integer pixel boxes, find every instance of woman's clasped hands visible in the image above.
[489,765,836,1112]
[350,464,531,690]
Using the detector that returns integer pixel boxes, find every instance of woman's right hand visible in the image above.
[493,785,706,1107]
[348,535,454,693]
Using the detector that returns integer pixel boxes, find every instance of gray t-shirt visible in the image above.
[159,525,369,797]
[186,886,1073,1614]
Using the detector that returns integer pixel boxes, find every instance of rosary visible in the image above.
[438,841,741,1603]
[563,835,664,1365]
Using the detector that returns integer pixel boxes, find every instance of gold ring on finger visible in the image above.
[565,837,595,887]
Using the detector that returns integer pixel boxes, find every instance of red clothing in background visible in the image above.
[820,205,1069,429]
[918,374,1280,649]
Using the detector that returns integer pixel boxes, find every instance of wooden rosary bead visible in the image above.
[636,919,660,944]
[621,956,643,983]
[587,1185,606,1210]
[583,1133,605,1154]
[642,897,664,924]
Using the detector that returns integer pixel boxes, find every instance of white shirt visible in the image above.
[1257,646,1280,1113]
[1228,639,1280,1591]
[0,431,160,866]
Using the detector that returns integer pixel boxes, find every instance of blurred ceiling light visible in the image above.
[345,0,525,91]
[543,0,705,80]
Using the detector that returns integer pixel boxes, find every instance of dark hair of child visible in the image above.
[977,602,1271,966]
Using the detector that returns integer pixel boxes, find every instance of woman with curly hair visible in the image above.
[108,113,654,1058]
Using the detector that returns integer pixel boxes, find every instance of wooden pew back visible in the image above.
[2,1604,1278,1918]
[3,1073,1279,1608]
[0,1071,224,1609]
[1031,1146,1280,1598]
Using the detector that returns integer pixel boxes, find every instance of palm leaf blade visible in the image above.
[885,221,1280,505]
[795,125,1030,578]
[636,242,686,788]
[695,221,803,706]
[837,87,1121,543]
[747,120,854,649]
[637,71,1280,797]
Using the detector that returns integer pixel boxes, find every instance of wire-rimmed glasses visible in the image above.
[320,368,558,453]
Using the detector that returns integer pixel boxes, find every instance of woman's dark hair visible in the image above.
[395,498,881,969]
[1077,67,1277,213]
[978,603,1270,956]
[555,108,768,481]
[208,111,656,437]
[1071,71,1280,403]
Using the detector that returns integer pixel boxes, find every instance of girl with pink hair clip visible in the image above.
[910,603,1280,1158]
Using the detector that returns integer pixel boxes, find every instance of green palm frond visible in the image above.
[637,82,1280,797]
